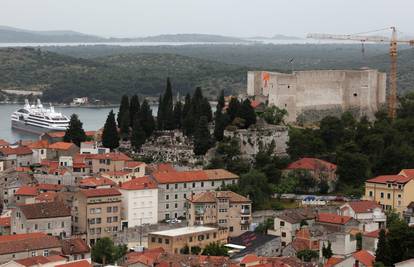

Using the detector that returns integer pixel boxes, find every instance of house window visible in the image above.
[175,203,178,208]
[189,237,193,242]
[113,206,118,212]
[282,232,286,237]
[107,217,112,223]
[175,184,178,189]
[380,192,384,198]
[48,223,51,229]
[31,251,37,257]
[166,204,169,209]
[213,233,217,238]
[165,239,170,244]
[398,185,403,189]
[166,195,169,200]
[96,218,101,224]
[398,194,402,198]
[211,181,215,186]
[158,238,162,243]
[184,183,187,188]
[192,182,196,188]
[175,194,178,199]
[107,207,112,213]
[35,224,38,230]
[387,193,391,199]
[280,221,285,226]
[183,194,187,199]
[230,227,234,232]
[198,235,204,241]
[151,237,156,242]
[113,216,118,222]
[61,222,64,228]
[369,191,373,197]
[201,182,204,187]
[166,184,170,190]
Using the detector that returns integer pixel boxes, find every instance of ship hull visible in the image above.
[11,120,60,135]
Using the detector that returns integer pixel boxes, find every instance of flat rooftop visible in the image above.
[149,226,217,237]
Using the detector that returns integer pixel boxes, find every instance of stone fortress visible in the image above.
[247,69,387,123]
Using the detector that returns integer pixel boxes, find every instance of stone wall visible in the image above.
[247,69,386,123]
[224,123,289,158]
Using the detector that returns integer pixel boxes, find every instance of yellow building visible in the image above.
[364,169,414,215]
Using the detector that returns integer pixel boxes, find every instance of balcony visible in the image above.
[241,219,250,225]
[195,209,205,215]
[372,213,387,222]
[241,209,251,215]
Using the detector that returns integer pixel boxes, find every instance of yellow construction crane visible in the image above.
[307,27,414,118]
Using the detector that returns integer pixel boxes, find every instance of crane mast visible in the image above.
[307,27,414,119]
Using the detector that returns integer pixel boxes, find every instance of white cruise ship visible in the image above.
[11,99,70,134]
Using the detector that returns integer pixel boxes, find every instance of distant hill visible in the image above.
[0,48,248,103]
[248,34,303,40]
[0,26,106,43]
[130,34,250,43]
[0,26,251,43]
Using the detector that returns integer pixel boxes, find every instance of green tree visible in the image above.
[157,94,163,130]
[260,106,288,125]
[336,151,370,185]
[322,242,333,259]
[320,116,344,151]
[375,229,391,266]
[193,116,212,155]
[217,89,225,110]
[182,93,192,119]
[214,106,229,142]
[114,244,128,264]
[296,249,318,262]
[63,113,86,147]
[356,233,362,251]
[140,99,155,138]
[119,110,130,140]
[202,242,229,256]
[102,110,119,149]
[190,246,201,255]
[173,100,183,129]
[238,170,271,209]
[129,94,140,127]
[117,95,129,126]
[91,237,115,264]
[227,97,240,122]
[180,245,189,254]
[238,98,256,128]
[254,218,274,234]
[131,117,146,150]
[162,77,175,130]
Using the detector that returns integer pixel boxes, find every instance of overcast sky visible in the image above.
[1,0,413,37]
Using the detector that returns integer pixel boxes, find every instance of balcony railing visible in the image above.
[373,214,387,221]
[241,219,250,225]
[241,209,251,215]
[195,209,204,215]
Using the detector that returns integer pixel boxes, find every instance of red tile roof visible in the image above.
[366,174,412,184]
[0,233,61,255]
[125,161,144,168]
[241,254,260,264]
[80,188,121,198]
[189,191,250,203]
[35,191,58,202]
[363,229,381,238]
[15,166,31,172]
[152,169,238,184]
[317,213,353,225]
[56,260,92,267]
[0,139,10,147]
[120,176,158,190]
[36,183,64,191]
[79,177,116,187]
[85,152,131,161]
[15,186,38,196]
[49,142,75,150]
[286,157,337,171]
[324,257,344,267]
[0,217,10,227]
[85,131,96,137]
[0,146,33,156]
[353,250,375,267]
[346,200,382,213]
[27,140,49,149]
[61,238,90,255]
[17,201,71,219]
[399,169,414,178]
[47,131,66,138]
[15,255,65,266]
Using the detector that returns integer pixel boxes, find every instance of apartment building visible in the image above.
[187,191,251,237]
[339,200,386,231]
[119,176,158,228]
[364,169,414,214]
[148,226,228,254]
[152,169,239,221]
[75,152,132,174]
[0,146,33,168]
[11,201,71,237]
[72,188,122,245]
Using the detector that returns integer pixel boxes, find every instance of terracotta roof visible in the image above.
[286,157,337,171]
[46,131,66,138]
[189,191,250,203]
[0,233,61,255]
[120,176,158,190]
[41,160,59,169]
[61,238,90,255]
[79,177,116,187]
[276,209,316,224]
[150,163,176,173]
[125,161,145,168]
[27,140,49,149]
[250,100,263,109]
[366,174,412,184]
[15,255,65,266]
[152,169,238,184]
[18,201,71,219]
[49,142,75,150]
[241,254,260,264]
[85,152,131,161]
[324,257,344,267]
[345,200,381,213]
[80,188,121,198]
[0,217,10,227]
[317,213,353,225]
[35,191,58,202]
[15,186,38,196]
[56,260,92,267]
[352,250,375,267]
[15,166,31,172]
[0,139,10,147]
[126,248,165,266]
[36,183,64,191]
[85,131,96,136]
[0,146,33,156]
[363,229,381,238]
[399,169,414,178]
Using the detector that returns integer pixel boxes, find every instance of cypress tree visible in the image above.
[201,98,213,122]
[140,99,155,138]
[218,90,225,110]
[375,229,391,266]
[182,93,191,119]
[227,97,240,122]
[129,94,140,127]
[63,114,86,147]
[119,110,130,140]
[131,117,146,150]
[214,90,228,141]
[157,95,163,130]
[173,101,183,129]
[194,116,212,155]
[239,98,257,128]
[162,78,175,130]
[117,95,130,126]
[102,110,119,150]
